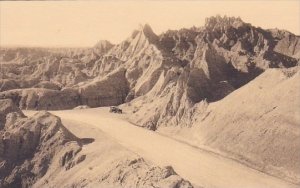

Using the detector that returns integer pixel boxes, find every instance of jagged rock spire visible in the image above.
[135,24,158,42]
[205,15,245,30]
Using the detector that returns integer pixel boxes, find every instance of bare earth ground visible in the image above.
[25,108,297,188]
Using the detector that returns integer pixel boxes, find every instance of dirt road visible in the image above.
[25,108,297,188]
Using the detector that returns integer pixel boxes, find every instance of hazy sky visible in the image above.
[0,1,299,47]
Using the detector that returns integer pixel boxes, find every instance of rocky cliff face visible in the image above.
[0,99,84,188]
[0,88,81,110]
[122,16,299,130]
[0,68,129,110]
[1,16,299,113]
[79,68,130,107]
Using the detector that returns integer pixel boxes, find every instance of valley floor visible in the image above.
[25,108,297,188]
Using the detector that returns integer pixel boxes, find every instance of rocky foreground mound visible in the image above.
[36,155,194,188]
[96,158,193,188]
[0,99,84,188]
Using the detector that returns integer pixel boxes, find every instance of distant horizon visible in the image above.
[1,1,299,48]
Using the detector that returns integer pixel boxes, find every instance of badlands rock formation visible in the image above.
[1,15,299,186]
[1,16,299,112]
[0,99,84,188]
[123,16,300,129]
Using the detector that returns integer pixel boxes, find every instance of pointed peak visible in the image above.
[137,23,158,42]
[138,23,153,33]
[129,24,158,43]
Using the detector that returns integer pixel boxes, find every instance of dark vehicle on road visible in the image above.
[109,106,122,114]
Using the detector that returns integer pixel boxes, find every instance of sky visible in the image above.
[0,0,299,47]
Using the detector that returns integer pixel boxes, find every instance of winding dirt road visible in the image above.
[25,108,297,188]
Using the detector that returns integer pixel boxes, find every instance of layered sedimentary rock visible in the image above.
[270,28,300,58]
[118,17,300,184]
[0,69,129,110]
[1,16,299,113]
[0,100,84,188]
[79,68,130,107]
[123,16,299,130]
[0,88,80,110]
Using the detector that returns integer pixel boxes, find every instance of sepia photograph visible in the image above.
[0,0,299,188]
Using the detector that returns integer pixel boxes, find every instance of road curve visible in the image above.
[25,108,297,188]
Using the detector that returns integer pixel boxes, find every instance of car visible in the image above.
[109,106,122,114]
